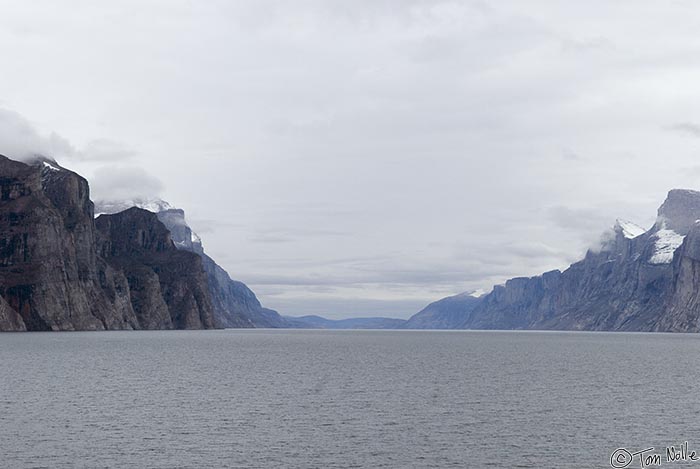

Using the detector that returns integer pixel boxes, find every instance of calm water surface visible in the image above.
[1,329,699,468]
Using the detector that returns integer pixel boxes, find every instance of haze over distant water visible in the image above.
[1,329,697,468]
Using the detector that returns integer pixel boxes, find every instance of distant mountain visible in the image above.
[286,315,407,329]
[94,198,292,328]
[405,189,700,332]
[401,292,482,329]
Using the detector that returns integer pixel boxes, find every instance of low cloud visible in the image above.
[561,148,584,161]
[0,107,156,203]
[0,108,75,161]
[75,139,137,161]
[0,108,136,164]
[665,122,700,138]
[248,227,350,244]
[90,166,164,201]
[547,206,616,236]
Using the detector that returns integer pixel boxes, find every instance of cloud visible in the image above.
[680,166,700,179]
[0,108,75,161]
[0,107,136,165]
[547,206,617,237]
[90,166,164,201]
[501,241,569,260]
[560,36,614,54]
[248,226,350,244]
[75,139,137,161]
[665,122,700,138]
[561,148,583,161]
[241,251,535,291]
[249,234,295,244]
[0,107,152,204]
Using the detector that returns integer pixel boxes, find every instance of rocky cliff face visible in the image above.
[0,155,137,331]
[0,155,217,331]
[0,295,26,331]
[405,189,700,332]
[94,200,291,328]
[96,208,215,329]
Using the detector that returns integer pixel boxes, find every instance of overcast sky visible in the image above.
[2,1,700,319]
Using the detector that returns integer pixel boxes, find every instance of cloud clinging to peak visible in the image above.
[0,108,74,161]
[90,166,164,201]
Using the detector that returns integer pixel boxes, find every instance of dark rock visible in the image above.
[96,208,215,329]
[657,189,700,234]
[0,295,25,331]
[0,155,137,331]
[0,155,218,331]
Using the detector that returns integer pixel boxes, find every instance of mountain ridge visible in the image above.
[94,198,293,328]
[404,188,700,331]
[3,152,700,333]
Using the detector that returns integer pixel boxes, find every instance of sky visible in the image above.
[2,1,700,319]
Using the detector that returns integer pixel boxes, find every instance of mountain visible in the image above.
[0,155,216,331]
[404,189,700,332]
[8,151,700,333]
[285,315,407,329]
[95,207,215,329]
[94,197,173,217]
[0,155,131,331]
[401,292,482,329]
[94,198,292,328]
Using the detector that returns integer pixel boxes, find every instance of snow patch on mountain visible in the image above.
[615,219,645,239]
[42,161,60,172]
[650,225,685,264]
[94,197,173,217]
[137,198,173,213]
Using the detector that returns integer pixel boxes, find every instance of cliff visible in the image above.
[95,200,290,328]
[0,155,216,331]
[0,156,140,330]
[96,208,215,329]
[405,189,700,332]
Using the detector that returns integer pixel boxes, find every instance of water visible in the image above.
[1,329,699,468]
